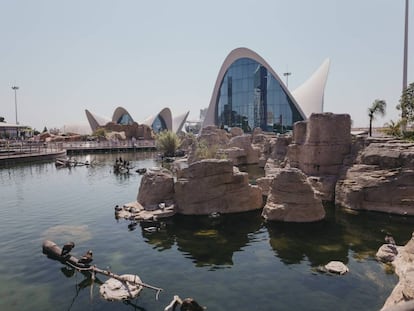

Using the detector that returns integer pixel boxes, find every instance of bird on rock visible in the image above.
[78,250,93,265]
[61,242,75,257]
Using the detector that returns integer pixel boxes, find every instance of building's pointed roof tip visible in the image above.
[291,58,331,119]
[172,110,190,133]
[85,109,111,132]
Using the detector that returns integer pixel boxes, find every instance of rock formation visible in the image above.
[379,233,414,310]
[218,135,261,165]
[287,113,352,201]
[261,168,325,222]
[174,159,263,215]
[336,140,414,216]
[137,167,175,208]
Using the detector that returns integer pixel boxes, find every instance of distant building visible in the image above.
[85,107,189,135]
[0,122,32,139]
[202,47,330,132]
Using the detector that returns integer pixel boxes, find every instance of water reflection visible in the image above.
[136,212,263,268]
[266,204,414,267]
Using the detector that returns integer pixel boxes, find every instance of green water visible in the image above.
[0,152,413,311]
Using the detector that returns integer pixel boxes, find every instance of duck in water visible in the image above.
[164,295,206,311]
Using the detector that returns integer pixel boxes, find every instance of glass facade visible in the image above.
[152,116,167,133]
[116,114,134,125]
[216,58,303,133]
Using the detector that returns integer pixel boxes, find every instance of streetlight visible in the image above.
[402,0,409,92]
[12,86,19,125]
[283,72,292,88]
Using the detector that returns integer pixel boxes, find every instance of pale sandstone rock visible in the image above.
[262,168,325,222]
[229,127,244,137]
[380,233,414,310]
[335,140,414,215]
[324,261,349,275]
[137,168,174,208]
[174,159,263,215]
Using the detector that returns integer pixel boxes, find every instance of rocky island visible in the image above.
[131,112,414,309]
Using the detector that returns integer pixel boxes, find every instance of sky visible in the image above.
[0,0,413,131]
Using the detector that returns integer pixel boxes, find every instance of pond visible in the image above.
[0,152,413,311]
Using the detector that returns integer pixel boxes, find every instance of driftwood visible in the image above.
[42,240,163,300]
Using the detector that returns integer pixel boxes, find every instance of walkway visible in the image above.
[0,139,156,167]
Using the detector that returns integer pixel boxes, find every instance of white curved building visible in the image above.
[85,110,111,132]
[203,47,330,132]
[85,107,189,134]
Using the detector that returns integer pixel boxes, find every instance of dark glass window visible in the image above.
[152,116,167,133]
[117,114,134,125]
[216,58,303,133]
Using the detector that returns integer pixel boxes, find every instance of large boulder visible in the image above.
[288,113,351,176]
[137,168,175,208]
[174,159,263,215]
[262,168,325,222]
[380,233,414,310]
[220,135,260,165]
[336,141,414,215]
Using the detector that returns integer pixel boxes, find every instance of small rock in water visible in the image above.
[324,261,349,275]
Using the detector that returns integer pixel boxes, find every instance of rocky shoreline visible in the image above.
[135,112,414,309]
[377,233,414,310]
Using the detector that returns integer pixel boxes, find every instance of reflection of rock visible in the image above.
[137,168,174,208]
[262,168,325,222]
[142,212,262,267]
[380,233,414,310]
[266,220,349,266]
[174,159,263,215]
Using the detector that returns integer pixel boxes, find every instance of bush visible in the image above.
[156,130,181,157]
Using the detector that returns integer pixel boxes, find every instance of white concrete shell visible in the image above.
[142,107,173,132]
[203,47,306,128]
[85,109,111,132]
[291,59,330,118]
[112,106,134,124]
[172,111,190,133]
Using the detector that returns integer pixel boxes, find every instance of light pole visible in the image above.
[283,72,291,88]
[12,86,19,125]
[403,0,409,92]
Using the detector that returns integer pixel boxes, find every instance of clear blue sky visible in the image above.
[1,0,412,131]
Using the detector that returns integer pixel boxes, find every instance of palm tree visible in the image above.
[368,99,386,136]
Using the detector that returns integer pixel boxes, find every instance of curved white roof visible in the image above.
[85,109,111,132]
[291,59,330,118]
[112,106,134,124]
[172,111,190,133]
[142,107,173,132]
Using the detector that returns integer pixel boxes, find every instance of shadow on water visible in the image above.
[138,211,264,268]
[128,203,414,270]
[265,202,414,267]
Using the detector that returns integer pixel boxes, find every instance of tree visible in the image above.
[0,116,5,122]
[382,120,402,137]
[397,82,414,132]
[42,126,48,133]
[156,130,181,157]
[368,99,386,136]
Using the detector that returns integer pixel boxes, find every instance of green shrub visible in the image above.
[156,130,181,157]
